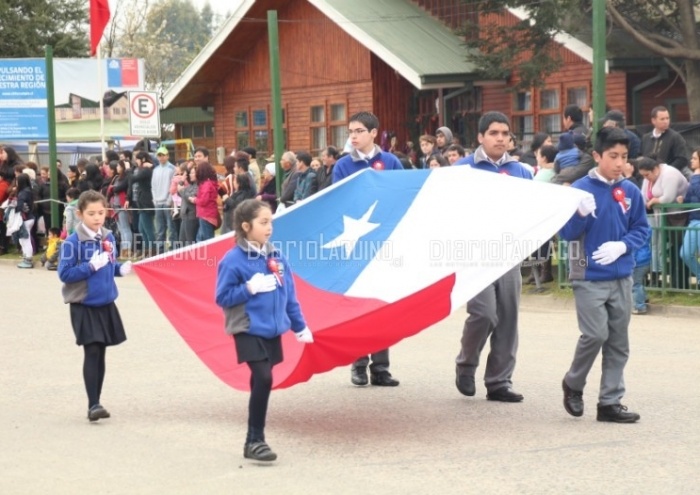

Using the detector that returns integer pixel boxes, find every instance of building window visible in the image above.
[234,106,286,154]
[310,105,326,153]
[309,102,347,154]
[512,91,534,145]
[539,88,561,134]
[566,86,590,127]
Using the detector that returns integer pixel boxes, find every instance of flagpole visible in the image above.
[98,44,106,163]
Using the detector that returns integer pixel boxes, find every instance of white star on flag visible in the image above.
[322,201,380,258]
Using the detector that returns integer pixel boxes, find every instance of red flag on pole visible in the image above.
[90,0,111,56]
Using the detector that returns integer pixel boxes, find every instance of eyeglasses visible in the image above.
[348,128,369,136]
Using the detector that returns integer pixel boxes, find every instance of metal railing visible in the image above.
[556,203,700,295]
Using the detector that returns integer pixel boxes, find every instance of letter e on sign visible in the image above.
[128,91,160,137]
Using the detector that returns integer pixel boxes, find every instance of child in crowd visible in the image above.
[58,190,133,422]
[632,239,651,315]
[554,132,580,171]
[64,187,80,235]
[534,145,557,183]
[41,227,62,270]
[215,199,313,462]
[427,154,450,168]
[418,134,437,169]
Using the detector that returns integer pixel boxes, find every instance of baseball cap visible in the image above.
[156,146,169,155]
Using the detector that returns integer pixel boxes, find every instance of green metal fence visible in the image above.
[557,203,700,295]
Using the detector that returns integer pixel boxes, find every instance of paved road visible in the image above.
[1,263,698,495]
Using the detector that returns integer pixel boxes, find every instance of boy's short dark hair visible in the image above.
[194,147,209,157]
[446,144,466,156]
[66,187,80,200]
[594,127,629,155]
[49,227,61,237]
[235,158,249,172]
[564,104,583,123]
[478,111,510,135]
[241,147,257,159]
[538,145,557,164]
[348,111,379,132]
[296,152,312,167]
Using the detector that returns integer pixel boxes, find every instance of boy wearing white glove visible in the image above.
[559,127,650,424]
[215,199,312,463]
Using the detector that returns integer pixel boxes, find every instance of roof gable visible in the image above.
[164,0,478,108]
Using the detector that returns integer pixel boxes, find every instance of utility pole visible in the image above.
[592,0,606,135]
[268,10,284,198]
[45,45,59,227]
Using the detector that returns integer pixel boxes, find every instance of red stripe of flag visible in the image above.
[90,0,111,56]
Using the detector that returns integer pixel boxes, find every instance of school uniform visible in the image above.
[58,223,127,346]
[560,169,650,406]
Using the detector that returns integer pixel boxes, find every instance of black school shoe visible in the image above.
[370,371,400,386]
[87,404,111,422]
[596,404,640,423]
[486,387,524,402]
[455,373,476,396]
[351,367,369,386]
[244,441,277,461]
[562,379,584,417]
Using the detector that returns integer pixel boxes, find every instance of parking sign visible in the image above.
[129,91,160,137]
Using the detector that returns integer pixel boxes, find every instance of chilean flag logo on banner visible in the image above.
[133,167,587,391]
[90,0,111,56]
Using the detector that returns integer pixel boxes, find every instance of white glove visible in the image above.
[577,195,597,217]
[295,327,314,343]
[120,261,133,276]
[592,241,627,265]
[89,251,110,271]
[246,273,278,295]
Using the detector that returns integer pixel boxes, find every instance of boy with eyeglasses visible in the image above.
[332,111,403,387]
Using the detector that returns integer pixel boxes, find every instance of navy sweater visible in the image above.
[560,170,650,281]
[215,239,306,339]
[332,145,403,183]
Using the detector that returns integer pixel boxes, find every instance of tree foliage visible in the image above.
[0,0,88,57]
[462,0,584,91]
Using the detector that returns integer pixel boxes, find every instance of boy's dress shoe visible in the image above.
[486,387,524,402]
[370,371,399,386]
[351,367,368,386]
[562,379,584,417]
[455,373,476,396]
[597,404,640,423]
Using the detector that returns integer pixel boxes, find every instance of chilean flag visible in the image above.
[90,0,111,56]
[133,167,587,390]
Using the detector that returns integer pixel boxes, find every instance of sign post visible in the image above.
[128,91,160,138]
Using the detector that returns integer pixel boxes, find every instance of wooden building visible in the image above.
[164,0,688,159]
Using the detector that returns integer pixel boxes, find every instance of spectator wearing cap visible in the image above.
[152,145,176,253]
[241,146,262,192]
[601,110,641,159]
[256,161,278,213]
[554,132,580,171]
